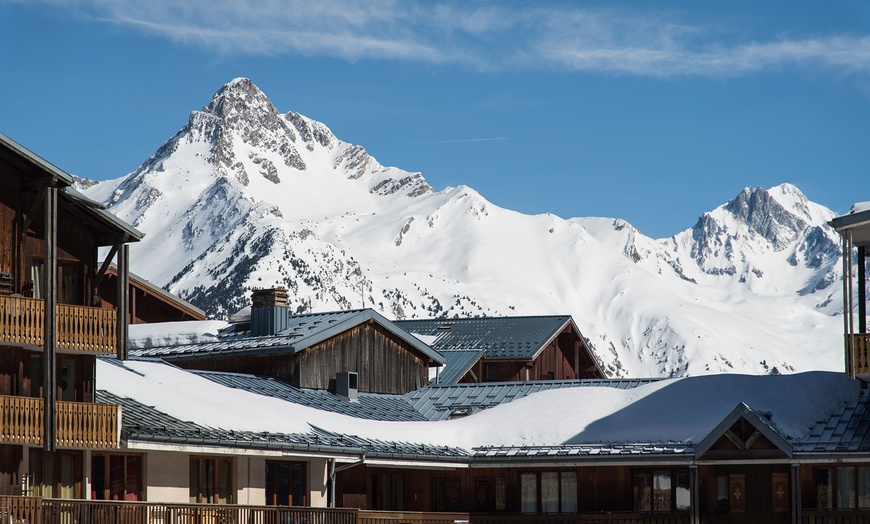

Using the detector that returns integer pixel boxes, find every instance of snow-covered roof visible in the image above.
[97,358,861,463]
[130,310,445,365]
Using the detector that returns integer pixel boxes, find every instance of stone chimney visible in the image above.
[250,288,289,336]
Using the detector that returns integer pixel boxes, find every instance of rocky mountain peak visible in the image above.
[206,78,277,122]
[724,186,807,250]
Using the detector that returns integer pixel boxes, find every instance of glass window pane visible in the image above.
[633,471,651,512]
[217,460,232,504]
[189,459,199,503]
[675,470,690,511]
[859,467,870,509]
[495,477,506,511]
[839,467,856,509]
[125,456,142,501]
[91,455,106,500]
[653,470,672,512]
[561,472,577,513]
[717,475,729,512]
[109,455,125,500]
[541,472,559,513]
[816,468,832,509]
[521,473,537,514]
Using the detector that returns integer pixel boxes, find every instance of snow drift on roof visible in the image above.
[97,359,858,451]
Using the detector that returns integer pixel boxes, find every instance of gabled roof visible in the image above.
[695,402,792,460]
[829,204,870,247]
[396,315,591,363]
[104,264,205,320]
[131,309,445,365]
[433,350,485,385]
[0,132,143,243]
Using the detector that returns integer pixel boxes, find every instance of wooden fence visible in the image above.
[471,514,690,524]
[0,295,116,354]
[359,510,470,524]
[802,508,870,524]
[0,396,118,448]
[0,498,700,524]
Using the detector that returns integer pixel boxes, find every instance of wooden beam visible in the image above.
[116,243,130,360]
[724,430,744,450]
[43,186,57,452]
[744,429,762,450]
[860,246,866,334]
[19,187,45,244]
[94,244,118,288]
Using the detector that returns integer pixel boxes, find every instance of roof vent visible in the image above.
[437,323,454,331]
[336,371,358,402]
[449,406,474,419]
[251,288,289,336]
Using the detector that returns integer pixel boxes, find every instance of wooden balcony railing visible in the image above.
[851,333,870,376]
[0,497,360,524]
[803,509,870,523]
[470,513,690,524]
[359,510,471,524]
[0,295,116,354]
[0,396,118,449]
[0,499,696,524]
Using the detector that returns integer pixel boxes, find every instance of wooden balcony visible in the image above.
[850,333,870,377]
[0,499,697,524]
[0,295,116,354]
[0,395,118,449]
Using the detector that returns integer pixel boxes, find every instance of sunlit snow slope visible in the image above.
[83,78,854,378]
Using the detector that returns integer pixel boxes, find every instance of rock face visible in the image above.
[83,78,856,378]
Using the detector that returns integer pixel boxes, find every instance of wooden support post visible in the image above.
[791,463,801,524]
[690,464,700,524]
[859,246,866,334]
[116,243,129,360]
[43,185,57,452]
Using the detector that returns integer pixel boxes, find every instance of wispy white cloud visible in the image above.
[14,0,870,77]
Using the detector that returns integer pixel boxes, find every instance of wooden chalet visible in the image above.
[96,265,205,324]
[131,288,445,395]
[0,132,141,498]
[830,205,870,380]
[396,316,605,384]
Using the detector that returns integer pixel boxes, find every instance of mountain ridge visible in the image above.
[82,78,851,378]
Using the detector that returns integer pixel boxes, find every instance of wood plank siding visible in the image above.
[175,321,429,394]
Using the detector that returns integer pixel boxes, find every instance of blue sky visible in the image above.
[1,1,869,238]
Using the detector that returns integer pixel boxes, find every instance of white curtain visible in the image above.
[521,473,537,514]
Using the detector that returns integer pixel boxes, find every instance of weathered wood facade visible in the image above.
[174,320,430,394]
[482,328,601,382]
[0,133,139,500]
[97,266,205,324]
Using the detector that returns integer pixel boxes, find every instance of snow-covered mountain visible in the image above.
[83,78,851,378]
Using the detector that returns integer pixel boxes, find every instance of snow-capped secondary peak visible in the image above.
[83,79,859,380]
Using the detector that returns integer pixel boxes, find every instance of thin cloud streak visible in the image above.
[16,0,870,78]
[395,138,510,145]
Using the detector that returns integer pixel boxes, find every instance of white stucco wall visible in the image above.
[145,451,190,503]
[309,458,328,507]
[235,456,266,505]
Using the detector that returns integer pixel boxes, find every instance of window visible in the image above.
[91,454,142,501]
[266,461,306,506]
[29,449,82,499]
[375,473,404,511]
[817,466,870,510]
[189,457,232,504]
[634,469,691,513]
[520,471,577,514]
